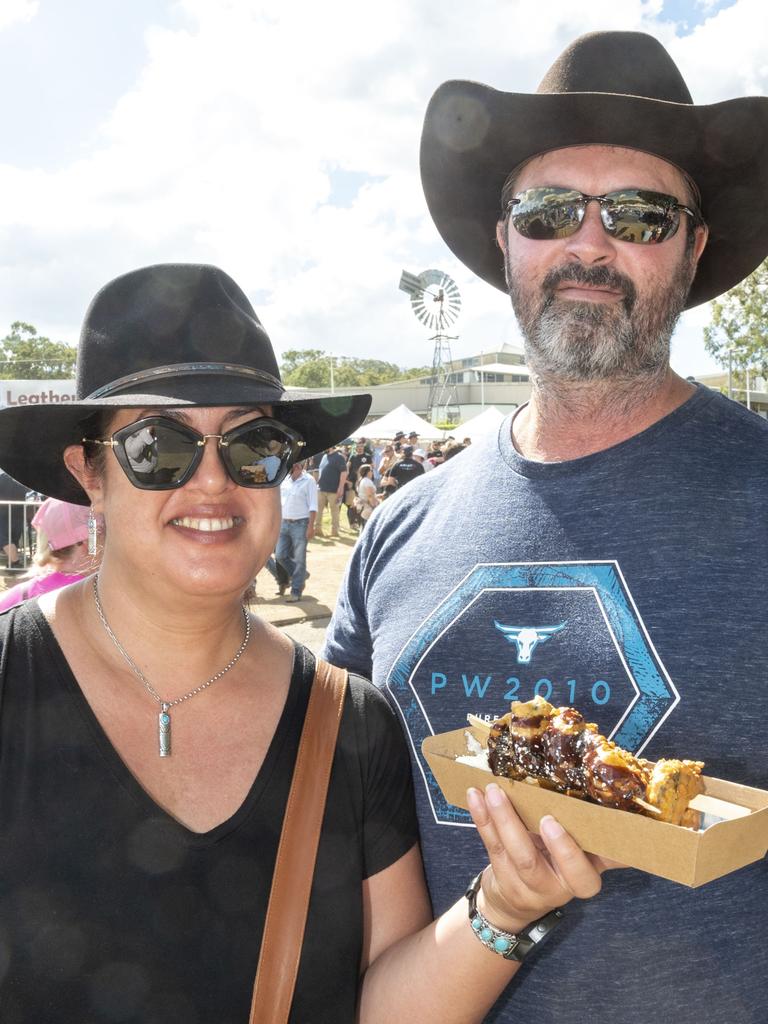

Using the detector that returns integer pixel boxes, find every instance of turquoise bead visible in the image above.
[471,918,483,932]
[494,936,512,952]
[160,713,170,725]
[480,927,493,942]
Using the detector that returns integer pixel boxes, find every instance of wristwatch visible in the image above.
[465,871,564,961]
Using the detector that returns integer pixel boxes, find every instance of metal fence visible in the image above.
[0,500,43,572]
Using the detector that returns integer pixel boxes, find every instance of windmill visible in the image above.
[398,268,461,423]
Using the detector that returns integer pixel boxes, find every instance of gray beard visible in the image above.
[506,256,695,389]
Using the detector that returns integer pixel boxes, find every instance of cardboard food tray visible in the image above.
[422,727,768,888]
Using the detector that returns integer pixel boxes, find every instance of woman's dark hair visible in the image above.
[79,409,115,474]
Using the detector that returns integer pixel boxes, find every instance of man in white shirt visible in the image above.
[413,449,432,472]
[274,461,318,602]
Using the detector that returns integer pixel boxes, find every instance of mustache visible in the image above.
[541,264,637,314]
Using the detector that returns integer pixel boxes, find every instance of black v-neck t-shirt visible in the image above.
[0,601,418,1023]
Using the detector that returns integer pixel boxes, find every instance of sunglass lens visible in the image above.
[225,422,293,486]
[602,190,678,244]
[119,421,198,488]
[510,188,584,240]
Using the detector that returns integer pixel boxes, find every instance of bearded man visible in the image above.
[323,31,768,1024]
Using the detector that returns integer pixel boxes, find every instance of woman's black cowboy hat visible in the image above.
[0,263,371,504]
[420,30,768,308]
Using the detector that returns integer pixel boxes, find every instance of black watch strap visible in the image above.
[465,871,564,962]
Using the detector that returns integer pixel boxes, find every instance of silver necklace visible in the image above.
[92,575,251,757]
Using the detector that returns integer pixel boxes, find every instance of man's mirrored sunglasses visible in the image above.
[505,187,701,244]
[83,415,306,490]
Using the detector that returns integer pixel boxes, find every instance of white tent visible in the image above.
[362,404,444,441]
[456,406,506,442]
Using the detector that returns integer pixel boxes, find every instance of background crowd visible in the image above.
[261,426,472,604]
[319,430,471,519]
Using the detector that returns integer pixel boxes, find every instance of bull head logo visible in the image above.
[493,621,566,664]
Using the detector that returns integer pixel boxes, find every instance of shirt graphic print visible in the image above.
[386,559,677,826]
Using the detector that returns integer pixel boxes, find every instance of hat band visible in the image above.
[84,362,284,400]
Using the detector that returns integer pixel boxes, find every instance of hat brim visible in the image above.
[421,84,768,307]
[0,376,370,504]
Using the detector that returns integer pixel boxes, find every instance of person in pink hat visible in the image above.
[0,498,100,612]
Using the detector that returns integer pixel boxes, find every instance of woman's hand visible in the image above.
[467,783,611,933]
[360,787,621,1024]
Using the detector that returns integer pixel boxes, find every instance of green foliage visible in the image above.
[280,348,430,389]
[0,322,77,379]
[703,260,768,382]
[280,349,326,376]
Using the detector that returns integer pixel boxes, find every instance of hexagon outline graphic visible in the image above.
[386,560,680,827]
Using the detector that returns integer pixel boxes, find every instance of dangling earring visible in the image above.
[87,507,98,556]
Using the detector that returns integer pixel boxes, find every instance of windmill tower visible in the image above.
[398,268,461,423]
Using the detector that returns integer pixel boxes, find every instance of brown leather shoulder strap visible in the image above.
[249,658,349,1024]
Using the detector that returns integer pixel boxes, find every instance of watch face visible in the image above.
[524,909,565,944]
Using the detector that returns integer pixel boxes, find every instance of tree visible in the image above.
[703,260,768,388]
[280,349,327,377]
[0,322,77,379]
[280,349,430,389]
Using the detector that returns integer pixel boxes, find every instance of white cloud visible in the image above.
[0,0,38,32]
[669,0,768,100]
[0,0,764,376]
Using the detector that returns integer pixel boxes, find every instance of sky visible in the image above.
[0,0,765,380]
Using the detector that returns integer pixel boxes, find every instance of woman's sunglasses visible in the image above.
[505,187,701,244]
[83,415,305,490]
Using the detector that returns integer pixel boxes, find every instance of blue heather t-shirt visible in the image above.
[323,386,768,1024]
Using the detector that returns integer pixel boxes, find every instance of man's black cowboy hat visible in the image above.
[0,263,371,504]
[420,30,768,308]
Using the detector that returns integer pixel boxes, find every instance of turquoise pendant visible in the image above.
[159,704,171,757]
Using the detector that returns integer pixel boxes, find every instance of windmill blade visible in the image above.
[399,270,424,297]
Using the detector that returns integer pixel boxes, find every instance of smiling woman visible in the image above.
[0,263,608,1024]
